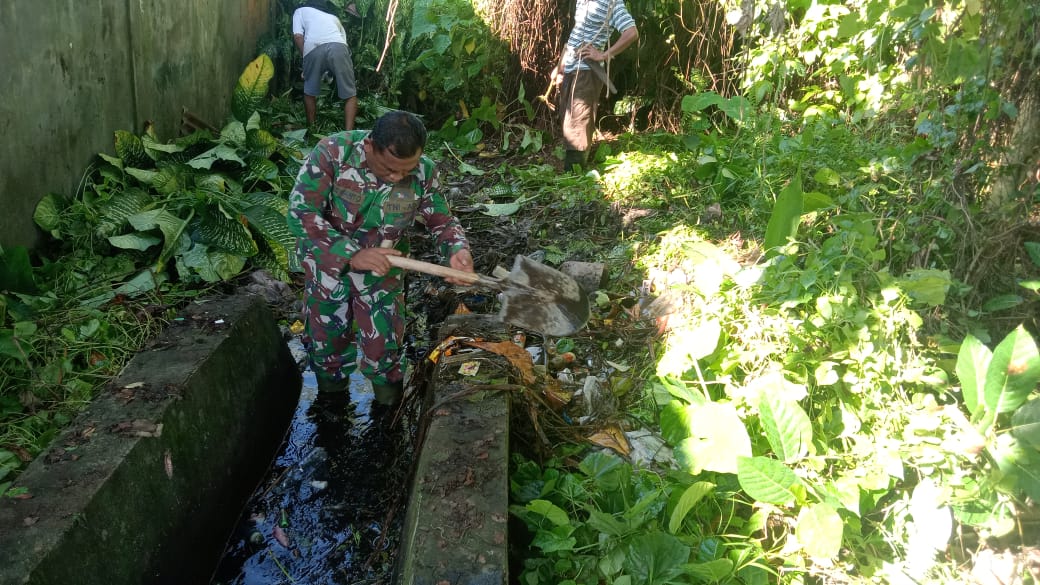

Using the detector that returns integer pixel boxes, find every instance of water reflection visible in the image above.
[210,357,414,585]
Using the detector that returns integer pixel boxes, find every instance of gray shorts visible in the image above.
[302,42,356,99]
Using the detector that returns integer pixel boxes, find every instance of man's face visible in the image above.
[364,139,421,184]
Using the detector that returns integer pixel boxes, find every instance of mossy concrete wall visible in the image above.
[0,293,300,585]
[0,0,273,250]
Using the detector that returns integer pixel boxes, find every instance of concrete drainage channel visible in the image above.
[0,293,511,585]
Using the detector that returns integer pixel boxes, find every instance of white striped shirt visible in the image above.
[562,0,637,73]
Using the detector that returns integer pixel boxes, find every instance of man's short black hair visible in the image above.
[371,110,428,158]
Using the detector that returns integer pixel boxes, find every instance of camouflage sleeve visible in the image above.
[287,139,359,276]
[417,163,469,259]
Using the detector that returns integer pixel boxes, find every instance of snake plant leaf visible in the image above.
[232,54,275,123]
[984,325,1040,415]
[114,130,148,167]
[191,205,258,257]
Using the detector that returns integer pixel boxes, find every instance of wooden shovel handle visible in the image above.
[386,255,498,288]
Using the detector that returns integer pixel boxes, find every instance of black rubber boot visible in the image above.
[563,149,588,172]
[316,374,351,394]
[371,381,404,407]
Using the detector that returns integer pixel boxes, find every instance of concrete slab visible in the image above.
[0,293,300,585]
[397,314,512,585]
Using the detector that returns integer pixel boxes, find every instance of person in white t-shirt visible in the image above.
[292,1,358,130]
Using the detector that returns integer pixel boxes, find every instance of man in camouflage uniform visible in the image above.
[288,110,474,406]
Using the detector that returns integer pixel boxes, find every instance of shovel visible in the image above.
[386,254,590,336]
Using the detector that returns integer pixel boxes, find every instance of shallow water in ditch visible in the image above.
[209,355,419,585]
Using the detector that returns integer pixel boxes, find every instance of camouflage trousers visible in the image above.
[302,260,406,386]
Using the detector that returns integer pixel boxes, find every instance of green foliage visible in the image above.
[34,59,297,285]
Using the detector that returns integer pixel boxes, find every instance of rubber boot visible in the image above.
[372,381,404,407]
[316,374,351,394]
[563,149,587,172]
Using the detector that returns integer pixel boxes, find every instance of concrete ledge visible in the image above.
[398,314,511,585]
[0,293,301,585]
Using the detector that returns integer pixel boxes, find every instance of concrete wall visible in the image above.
[0,0,273,250]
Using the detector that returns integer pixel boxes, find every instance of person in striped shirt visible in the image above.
[551,0,639,171]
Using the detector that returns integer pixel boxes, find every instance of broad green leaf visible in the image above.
[125,167,159,185]
[660,401,693,445]
[737,456,803,505]
[1025,242,1040,267]
[802,191,834,212]
[586,508,629,536]
[674,402,751,475]
[1019,280,1040,293]
[668,481,715,534]
[797,503,843,560]
[128,207,191,265]
[531,524,576,553]
[681,92,724,113]
[684,559,734,582]
[1011,398,1040,449]
[956,334,990,417]
[107,233,161,251]
[525,499,570,526]
[763,174,803,257]
[114,268,164,297]
[896,268,951,307]
[177,243,247,282]
[457,160,485,176]
[759,395,814,463]
[33,193,66,233]
[141,133,185,156]
[481,201,521,216]
[813,167,841,186]
[0,330,26,362]
[623,532,690,585]
[188,144,245,170]
[191,205,257,257]
[0,246,36,294]
[719,96,752,122]
[984,325,1040,414]
[231,54,274,123]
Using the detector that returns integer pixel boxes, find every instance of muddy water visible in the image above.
[209,357,418,585]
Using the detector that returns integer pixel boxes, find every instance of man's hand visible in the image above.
[349,247,402,277]
[446,249,475,286]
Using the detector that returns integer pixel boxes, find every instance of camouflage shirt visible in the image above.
[287,130,469,278]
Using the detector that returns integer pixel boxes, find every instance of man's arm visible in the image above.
[287,142,357,277]
[294,34,305,56]
[579,24,638,63]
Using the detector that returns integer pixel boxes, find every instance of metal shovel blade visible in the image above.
[498,255,590,336]
[384,254,591,336]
